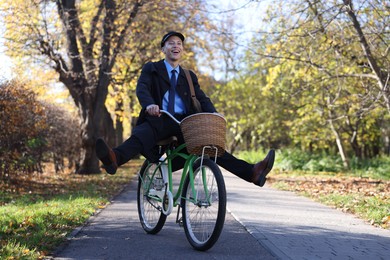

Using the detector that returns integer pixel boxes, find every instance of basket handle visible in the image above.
[160,110,180,124]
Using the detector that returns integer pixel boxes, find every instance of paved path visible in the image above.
[223,170,390,260]
[52,169,390,260]
[52,173,274,260]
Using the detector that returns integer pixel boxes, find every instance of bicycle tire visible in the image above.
[137,160,167,234]
[181,158,226,251]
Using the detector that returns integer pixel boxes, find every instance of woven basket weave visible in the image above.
[180,113,226,157]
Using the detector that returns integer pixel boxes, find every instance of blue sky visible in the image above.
[0,26,12,81]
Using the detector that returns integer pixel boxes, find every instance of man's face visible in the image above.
[162,36,183,63]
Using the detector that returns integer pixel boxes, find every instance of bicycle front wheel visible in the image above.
[137,160,167,234]
[181,158,226,251]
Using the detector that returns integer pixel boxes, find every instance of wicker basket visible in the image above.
[180,113,226,157]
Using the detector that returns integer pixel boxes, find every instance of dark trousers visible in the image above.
[113,115,254,183]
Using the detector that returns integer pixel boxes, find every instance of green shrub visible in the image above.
[237,148,389,179]
[350,156,390,179]
[0,81,81,178]
[0,80,47,176]
[302,156,344,172]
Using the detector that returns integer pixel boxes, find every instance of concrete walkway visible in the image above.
[53,169,390,259]
[52,174,274,260]
[223,170,390,259]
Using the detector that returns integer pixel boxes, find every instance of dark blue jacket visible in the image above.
[136,59,216,125]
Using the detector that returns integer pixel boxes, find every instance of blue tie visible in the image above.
[168,70,176,114]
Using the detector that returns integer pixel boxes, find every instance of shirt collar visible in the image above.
[163,59,180,74]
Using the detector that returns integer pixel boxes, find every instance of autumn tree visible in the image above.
[1,0,215,174]
[241,0,389,166]
[1,0,145,173]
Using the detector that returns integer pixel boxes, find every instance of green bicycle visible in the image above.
[137,110,227,251]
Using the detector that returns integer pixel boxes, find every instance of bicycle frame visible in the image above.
[137,110,226,251]
[139,109,221,216]
[139,142,210,212]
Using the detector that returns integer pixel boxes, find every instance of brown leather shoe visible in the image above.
[96,138,118,175]
[252,149,275,187]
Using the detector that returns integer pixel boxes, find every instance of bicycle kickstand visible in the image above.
[176,204,183,227]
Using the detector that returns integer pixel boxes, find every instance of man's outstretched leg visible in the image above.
[96,138,118,175]
[251,149,275,186]
[217,149,275,187]
[96,135,143,175]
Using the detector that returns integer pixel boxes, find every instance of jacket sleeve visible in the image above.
[190,70,217,113]
[136,62,156,109]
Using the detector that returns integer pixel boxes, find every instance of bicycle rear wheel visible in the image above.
[137,160,167,234]
[181,158,226,251]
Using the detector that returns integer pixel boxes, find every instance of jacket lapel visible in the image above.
[156,60,170,84]
[155,60,170,94]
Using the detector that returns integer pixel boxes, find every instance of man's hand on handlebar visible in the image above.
[146,104,161,117]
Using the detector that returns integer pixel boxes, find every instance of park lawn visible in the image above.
[0,160,143,260]
[268,170,390,229]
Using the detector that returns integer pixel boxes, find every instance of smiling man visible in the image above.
[96,31,275,188]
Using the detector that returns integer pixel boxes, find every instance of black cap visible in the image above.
[161,31,185,47]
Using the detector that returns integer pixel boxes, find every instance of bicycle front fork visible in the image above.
[160,160,173,216]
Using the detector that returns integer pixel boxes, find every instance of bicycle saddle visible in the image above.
[156,136,178,146]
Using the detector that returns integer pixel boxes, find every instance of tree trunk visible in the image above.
[328,115,349,169]
[350,131,362,159]
[383,127,390,155]
[104,108,117,147]
[345,117,362,159]
[76,97,100,174]
[75,100,116,174]
[115,96,124,146]
[53,0,144,174]
[343,0,390,115]
[115,119,124,146]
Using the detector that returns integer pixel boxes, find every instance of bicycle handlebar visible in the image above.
[160,110,181,124]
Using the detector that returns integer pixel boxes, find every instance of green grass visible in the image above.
[270,172,389,229]
[315,193,389,226]
[1,197,98,258]
[0,162,141,259]
[237,148,390,180]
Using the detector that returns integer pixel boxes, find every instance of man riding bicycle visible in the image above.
[96,31,275,187]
